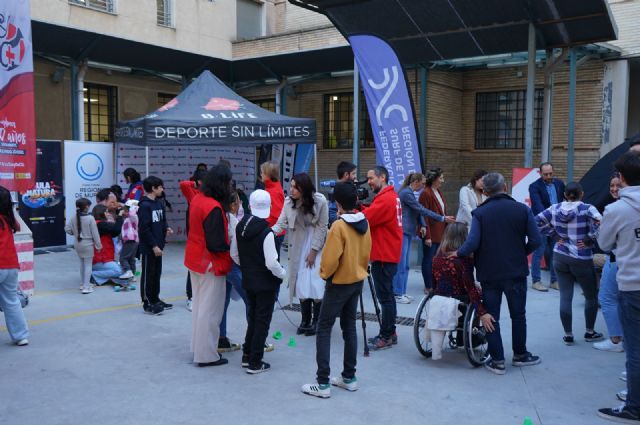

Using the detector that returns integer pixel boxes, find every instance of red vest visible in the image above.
[184,193,232,276]
[93,221,115,264]
[0,216,19,269]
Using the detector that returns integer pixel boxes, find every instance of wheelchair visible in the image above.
[413,293,489,367]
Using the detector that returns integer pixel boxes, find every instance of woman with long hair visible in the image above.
[272,173,328,336]
[536,182,604,345]
[456,169,488,227]
[419,167,449,291]
[184,164,234,367]
[0,186,29,345]
[65,198,102,293]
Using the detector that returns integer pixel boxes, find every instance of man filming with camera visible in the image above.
[362,166,403,350]
[328,161,358,226]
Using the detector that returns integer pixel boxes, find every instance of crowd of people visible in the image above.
[1,140,639,421]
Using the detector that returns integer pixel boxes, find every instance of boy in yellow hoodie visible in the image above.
[301,182,372,398]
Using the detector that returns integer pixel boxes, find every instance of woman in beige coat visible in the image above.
[272,173,328,336]
[65,198,102,294]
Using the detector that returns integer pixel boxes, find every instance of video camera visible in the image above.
[320,180,369,203]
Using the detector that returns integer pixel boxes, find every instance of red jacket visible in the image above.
[179,180,199,204]
[419,186,447,243]
[184,193,232,276]
[264,179,285,236]
[363,185,403,263]
[0,216,19,269]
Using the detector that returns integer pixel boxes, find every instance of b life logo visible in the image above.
[76,153,104,181]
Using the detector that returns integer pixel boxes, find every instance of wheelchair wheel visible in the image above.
[463,303,489,367]
[413,295,432,358]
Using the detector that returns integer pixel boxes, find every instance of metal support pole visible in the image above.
[567,49,577,182]
[313,144,318,189]
[70,62,78,140]
[524,23,536,168]
[419,66,428,167]
[352,58,360,174]
[145,145,150,178]
[541,51,553,163]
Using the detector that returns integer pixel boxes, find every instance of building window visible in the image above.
[475,89,544,149]
[84,83,117,142]
[324,93,374,149]
[236,0,264,41]
[69,0,115,13]
[254,98,276,112]
[157,0,174,27]
[157,92,176,109]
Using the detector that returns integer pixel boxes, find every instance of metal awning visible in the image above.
[289,0,618,63]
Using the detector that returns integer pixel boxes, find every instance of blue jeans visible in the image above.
[481,277,529,362]
[370,261,397,339]
[220,264,248,338]
[599,259,623,338]
[0,269,29,342]
[619,291,640,413]
[421,242,440,290]
[531,235,557,283]
[92,262,128,285]
[392,234,413,296]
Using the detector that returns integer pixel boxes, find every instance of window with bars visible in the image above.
[157,92,176,109]
[157,0,173,27]
[69,0,115,13]
[254,98,276,112]
[323,93,374,149]
[84,83,117,142]
[475,89,544,149]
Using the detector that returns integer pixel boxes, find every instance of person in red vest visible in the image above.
[0,186,29,346]
[90,205,130,288]
[363,166,403,351]
[123,168,144,201]
[185,164,234,367]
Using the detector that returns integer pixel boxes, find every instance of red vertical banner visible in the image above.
[0,0,36,192]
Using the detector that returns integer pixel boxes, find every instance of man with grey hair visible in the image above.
[454,172,542,375]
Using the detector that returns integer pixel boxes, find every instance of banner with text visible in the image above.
[64,141,114,245]
[116,144,255,241]
[19,140,65,247]
[0,0,36,192]
[350,34,422,189]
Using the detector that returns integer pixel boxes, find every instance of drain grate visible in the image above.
[281,303,418,327]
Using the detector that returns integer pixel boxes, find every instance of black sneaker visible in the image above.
[597,405,640,423]
[241,355,250,368]
[197,357,229,367]
[217,337,241,353]
[159,300,173,310]
[585,331,604,342]
[246,361,271,374]
[144,302,164,315]
[563,335,575,345]
[484,359,506,375]
[512,352,541,367]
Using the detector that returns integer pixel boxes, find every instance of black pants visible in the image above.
[140,253,162,305]
[370,261,398,338]
[243,289,277,367]
[316,281,362,385]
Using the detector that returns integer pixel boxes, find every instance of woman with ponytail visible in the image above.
[65,198,102,294]
[0,186,29,345]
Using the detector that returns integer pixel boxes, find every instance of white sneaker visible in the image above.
[119,270,134,279]
[16,339,28,346]
[394,295,411,304]
[594,339,624,353]
[330,376,359,392]
[82,287,94,294]
[405,295,415,301]
[617,389,628,402]
[620,371,627,382]
[301,383,330,398]
[186,299,193,312]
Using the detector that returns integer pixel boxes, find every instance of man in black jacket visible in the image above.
[138,176,173,315]
[528,162,565,291]
[232,189,286,374]
[456,173,541,375]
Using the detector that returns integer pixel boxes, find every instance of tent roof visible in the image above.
[290,0,618,63]
[115,71,315,146]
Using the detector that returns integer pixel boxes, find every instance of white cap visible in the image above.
[250,189,271,219]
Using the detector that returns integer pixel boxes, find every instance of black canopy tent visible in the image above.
[115,70,317,181]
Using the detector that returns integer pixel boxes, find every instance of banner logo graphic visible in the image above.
[76,152,104,181]
[0,19,26,71]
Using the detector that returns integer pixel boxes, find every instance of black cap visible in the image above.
[333,181,357,211]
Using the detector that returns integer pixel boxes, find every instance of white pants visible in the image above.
[79,257,93,290]
[190,271,226,363]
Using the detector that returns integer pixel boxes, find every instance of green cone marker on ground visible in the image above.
[523,417,533,425]
[273,331,282,340]
[288,336,296,347]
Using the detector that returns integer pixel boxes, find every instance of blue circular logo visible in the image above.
[76,153,104,181]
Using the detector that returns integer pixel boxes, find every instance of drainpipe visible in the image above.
[76,61,88,141]
[275,78,287,114]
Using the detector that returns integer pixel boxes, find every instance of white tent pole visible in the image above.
[313,144,318,189]
[145,146,149,177]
